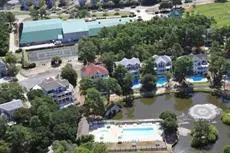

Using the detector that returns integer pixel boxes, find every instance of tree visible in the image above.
[209,53,225,87]
[100,52,116,75]
[122,73,134,106]
[95,78,122,102]
[0,13,10,56]
[6,125,32,153]
[13,108,32,126]
[221,112,230,125]
[29,8,39,20]
[112,0,120,6]
[51,56,62,66]
[79,77,94,95]
[78,39,97,63]
[140,74,156,93]
[53,123,76,142]
[92,143,109,153]
[159,1,173,10]
[52,140,76,153]
[76,135,94,146]
[159,111,177,120]
[27,89,44,101]
[174,56,192,82]
[70,9,90,19]
[159,111,178,134]
[0,140,10,153]
[0,0,8,6]
[74,146,92,153]
[215,0,227,2]
[7,64,19,77]
[84,88,106,116]
[113,65,128,87]
[191,120,218,148]
[0,116,7,138]
[224,145,230,153]
[171,0,182,7]
[0,83,25,104]
[61,64,78,87]
[4,52,17,64]
[141,58,156,76]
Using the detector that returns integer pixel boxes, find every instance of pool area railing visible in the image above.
[107,140,169,152]
[93,118,163,125]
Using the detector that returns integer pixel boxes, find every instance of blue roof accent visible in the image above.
[62,19,89,34]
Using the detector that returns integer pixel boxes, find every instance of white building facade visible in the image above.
[192,54,209,75]
[115,57,141,84]
[152,55,172,75]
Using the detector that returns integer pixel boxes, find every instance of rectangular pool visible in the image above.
[121,127,154,140]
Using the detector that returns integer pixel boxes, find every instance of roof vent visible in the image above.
[98,21,101,24]
[119,19,121,22]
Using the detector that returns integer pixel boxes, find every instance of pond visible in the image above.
[115,93,230,153]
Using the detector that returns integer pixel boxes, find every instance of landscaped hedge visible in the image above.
[221,112,230,125]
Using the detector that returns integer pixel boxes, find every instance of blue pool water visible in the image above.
[122,127,154,139]
[190,75,205,81]
[157,75,168,86]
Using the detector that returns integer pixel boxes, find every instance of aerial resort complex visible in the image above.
[1,0,230,153]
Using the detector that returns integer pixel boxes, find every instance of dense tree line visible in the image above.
[0,12,15,56]
[79,15,213,66]
[0,90,82,153]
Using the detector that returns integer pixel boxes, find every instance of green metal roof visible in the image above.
[86,17,133,36]
[20,18,134,44]
[62,19,89,34]
[20,19,63,44]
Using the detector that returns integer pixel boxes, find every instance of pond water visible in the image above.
[117,93,230,153]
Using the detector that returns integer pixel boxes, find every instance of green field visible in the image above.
[193,2,230,27]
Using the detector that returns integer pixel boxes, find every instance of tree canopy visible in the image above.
[191,120,218,148]
[84,88,106,116]
[61,64,78,87]
[0,83,25,104]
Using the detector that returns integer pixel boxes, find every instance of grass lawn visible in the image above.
[192,2,230,27]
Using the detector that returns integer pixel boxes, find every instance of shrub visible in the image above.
[28,63,36,68]
[15,49,22,53]
[51,56,62,66]
[121,15,128,18]
[224,145,230,153]
[103,13,108,16]
[159,111,178,134]
[191,120,218,148]
[114,12,119,15]
[221,112,230,125]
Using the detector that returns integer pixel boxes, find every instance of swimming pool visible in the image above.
[156,75,168,87]
[121,127,154,140]
[190,75,205,81]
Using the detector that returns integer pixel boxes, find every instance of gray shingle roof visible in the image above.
[38,77,69,92]
[0,99,23,111]
[115,57,140,66]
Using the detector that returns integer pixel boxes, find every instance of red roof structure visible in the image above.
[81,64,109,78]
